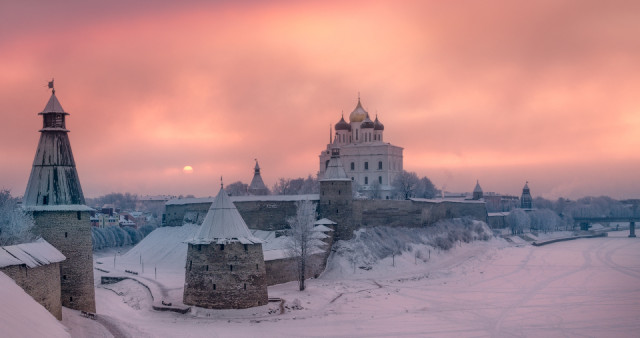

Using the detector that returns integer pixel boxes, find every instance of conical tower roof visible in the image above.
[40,93,67,115]
[473,180,483,193]
[321,146,350,181]
[187,186,263,245]
[23,91,91,211]
[248,160,269,195]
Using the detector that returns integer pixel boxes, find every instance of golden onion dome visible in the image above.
[349,98,369,123]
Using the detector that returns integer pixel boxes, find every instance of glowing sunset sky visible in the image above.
[1,0,638,199]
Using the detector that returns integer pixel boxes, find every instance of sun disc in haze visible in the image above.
[183,165,194,174]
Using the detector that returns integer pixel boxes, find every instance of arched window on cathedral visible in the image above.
[378,161,383,170]
[350,162,355,171]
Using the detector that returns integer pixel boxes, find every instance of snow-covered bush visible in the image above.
[331,218,493,268]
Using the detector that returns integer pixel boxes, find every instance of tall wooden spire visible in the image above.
[22,87,96,313]
[23,89,88,209]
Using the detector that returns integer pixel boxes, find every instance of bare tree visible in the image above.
[286,200,317,291]
[225,181,248,196]
[392,170,420,199]
[272,178,292,195]
[0,190,36,246]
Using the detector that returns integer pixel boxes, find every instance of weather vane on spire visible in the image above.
[220,176,224,189]
[47,78,55,94]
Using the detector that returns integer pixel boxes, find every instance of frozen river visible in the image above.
[88,232,640,337]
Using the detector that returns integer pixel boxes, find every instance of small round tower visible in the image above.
[183,184,268,309]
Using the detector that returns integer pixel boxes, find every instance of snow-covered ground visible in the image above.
[84,230,640,337]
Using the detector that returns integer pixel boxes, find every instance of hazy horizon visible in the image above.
[1,1,638,200]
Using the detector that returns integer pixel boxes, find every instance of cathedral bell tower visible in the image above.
[22,83,96,313]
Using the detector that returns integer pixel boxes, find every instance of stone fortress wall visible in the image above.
[0,262,63,320]
[31,210,96,313]
[165,197,487,240]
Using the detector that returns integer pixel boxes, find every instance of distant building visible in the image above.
[472,180,483,200]
[319,97,403,199]
[183,185,268,309]
[521,182,533,209]
[483,192,520,212]
[248,160,269,196]
[21,87,96,313]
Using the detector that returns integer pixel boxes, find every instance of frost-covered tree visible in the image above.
[415,176,440,199]
[507,209,530,235]
[529,209,561,233]
[392,170,420,199]
[0,190,36,246]
[286,200,317,291]
[225,181,248,196]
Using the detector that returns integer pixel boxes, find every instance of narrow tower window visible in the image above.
[42,195,48,205]
[350,162,355,171]
[213,284,216,290]
[244,244,248,252]
[77,211,81,220]
[378,161,383,170]
[364,176,368,185]
[230,265,233,271]
[364,162,369,170]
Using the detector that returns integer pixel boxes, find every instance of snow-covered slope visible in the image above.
[0,272,70,338]
[114,224,197,272]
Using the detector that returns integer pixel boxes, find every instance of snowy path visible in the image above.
[92,234,640,337]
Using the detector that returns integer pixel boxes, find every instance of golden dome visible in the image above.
[349,98,369,123]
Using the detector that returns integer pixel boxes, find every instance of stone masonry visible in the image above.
[0,262,63,320]
[31,211,96,312]
[184,242,268,309]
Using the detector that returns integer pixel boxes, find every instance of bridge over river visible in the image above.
[573,216,640,237]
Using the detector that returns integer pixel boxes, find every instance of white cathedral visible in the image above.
[319,97,403,199]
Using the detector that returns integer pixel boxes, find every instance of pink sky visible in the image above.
[1,0,638,199]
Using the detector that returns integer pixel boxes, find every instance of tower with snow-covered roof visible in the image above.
[319,96,403,199]
[248,159,269,196]
[22,85,96,313]
[183,184,268,309]
[318,146,354,240]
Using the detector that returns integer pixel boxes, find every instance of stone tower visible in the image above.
[248,159,269,195]
[472,180,483,200]
[318,146,354,240]
[22,86,96,313]
[520,181,533,209]
[183,184,268,309]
